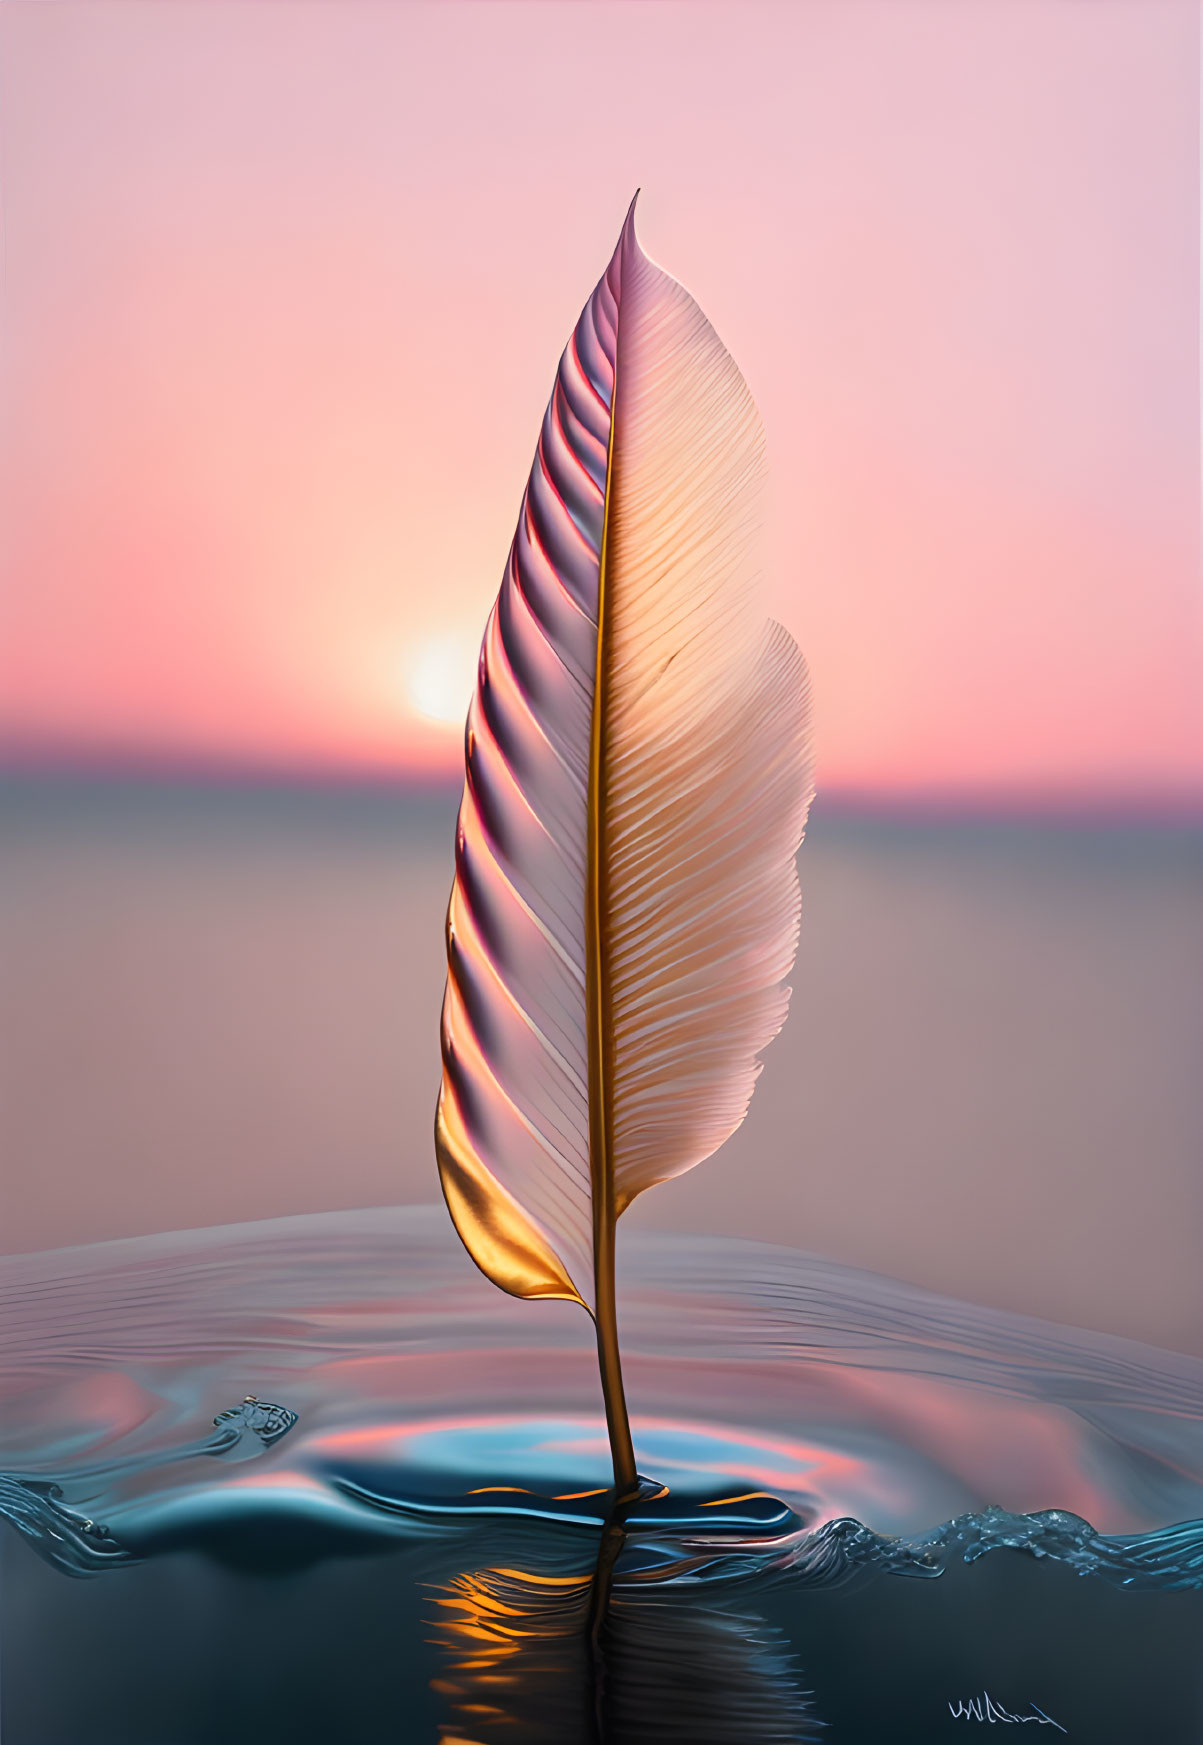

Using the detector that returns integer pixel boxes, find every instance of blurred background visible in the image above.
[1,2,1200,1352]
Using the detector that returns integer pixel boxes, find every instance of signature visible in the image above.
[949,1693,1067,1732]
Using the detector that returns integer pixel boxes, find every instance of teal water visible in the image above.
[3,1208,1202,1742]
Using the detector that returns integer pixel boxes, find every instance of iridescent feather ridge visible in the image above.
[435,198,815,1478]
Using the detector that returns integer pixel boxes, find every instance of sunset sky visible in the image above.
[2,0,1200,801]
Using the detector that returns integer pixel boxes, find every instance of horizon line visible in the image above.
[3,747,1202,828]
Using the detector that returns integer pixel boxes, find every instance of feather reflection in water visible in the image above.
[428,1533,821,1744]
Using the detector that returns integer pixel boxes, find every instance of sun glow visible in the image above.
[407,630,480,728]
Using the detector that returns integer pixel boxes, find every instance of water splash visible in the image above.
[2,1207,1201,1589]
[0,1476,131,1577]
[211,1396,298,1451]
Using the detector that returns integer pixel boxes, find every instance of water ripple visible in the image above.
[2,1207,1201,1587]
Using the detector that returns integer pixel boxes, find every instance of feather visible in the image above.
[435,196,814,1492]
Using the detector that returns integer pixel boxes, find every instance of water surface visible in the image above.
[4,775,1200,1351]
[3,1208,1202,1742]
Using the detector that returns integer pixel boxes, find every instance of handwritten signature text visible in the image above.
[948,1693,1066,1732]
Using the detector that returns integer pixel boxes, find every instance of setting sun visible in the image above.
[2,2,1199,802]
[406,630,480,729]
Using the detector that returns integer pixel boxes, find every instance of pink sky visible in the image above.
[2,0,1200,799]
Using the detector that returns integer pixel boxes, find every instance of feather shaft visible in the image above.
[586,311,637,1496]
